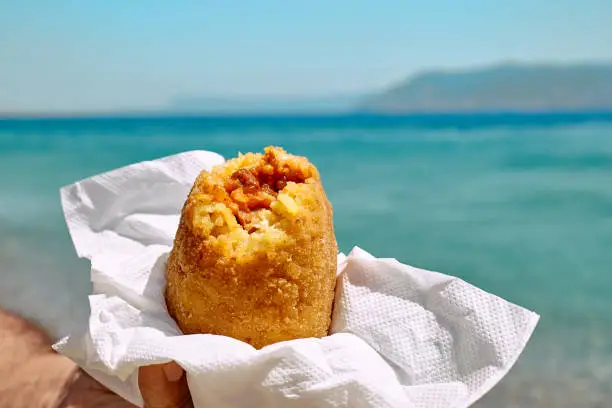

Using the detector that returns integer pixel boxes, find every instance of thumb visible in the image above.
[138,362,192,408]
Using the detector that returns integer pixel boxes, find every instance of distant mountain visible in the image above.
[358,63,612,113]
[168,94,362,114]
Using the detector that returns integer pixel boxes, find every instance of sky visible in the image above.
[1,0,611,114]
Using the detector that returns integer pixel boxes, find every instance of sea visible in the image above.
[1,113,612,407]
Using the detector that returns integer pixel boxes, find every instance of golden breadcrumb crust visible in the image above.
[165,146,337,349]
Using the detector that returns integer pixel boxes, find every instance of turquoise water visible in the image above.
[1,114,612,407]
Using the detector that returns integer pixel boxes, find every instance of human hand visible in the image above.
[61,361,193,408]
[0,308,192,408]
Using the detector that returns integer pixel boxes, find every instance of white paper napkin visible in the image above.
[54,150,539,408]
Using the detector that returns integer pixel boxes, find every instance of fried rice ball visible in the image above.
[165,146,337,349]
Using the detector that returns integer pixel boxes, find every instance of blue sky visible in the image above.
[1,0,611,113]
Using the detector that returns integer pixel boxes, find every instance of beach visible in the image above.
[1,114,611,407]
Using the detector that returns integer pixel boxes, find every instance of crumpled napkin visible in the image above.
[54,150,539,408]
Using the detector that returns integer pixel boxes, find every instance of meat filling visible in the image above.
[221,151,313,228]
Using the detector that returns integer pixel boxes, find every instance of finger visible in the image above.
[162,361,184,382]
[139,363,192,408]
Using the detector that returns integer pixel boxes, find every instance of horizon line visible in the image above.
[3,110,612,121]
